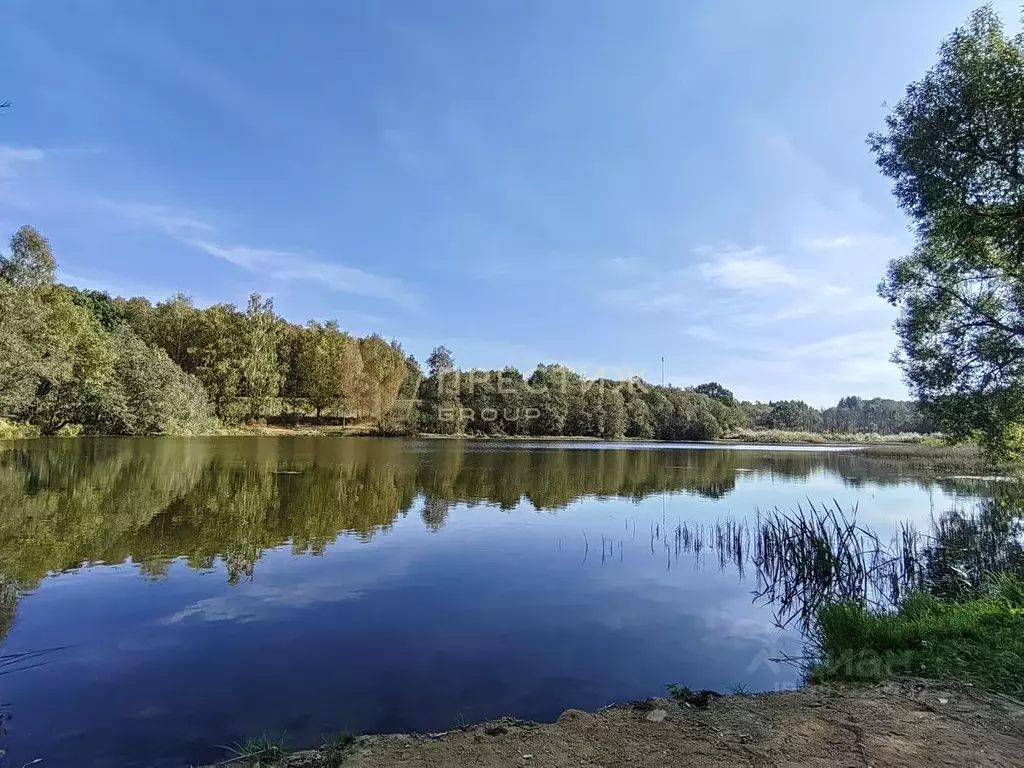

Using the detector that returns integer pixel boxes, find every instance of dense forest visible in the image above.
[0,225,931,439]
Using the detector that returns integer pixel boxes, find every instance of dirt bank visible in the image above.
[221,681,1024,767]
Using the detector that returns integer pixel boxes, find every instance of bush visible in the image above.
[99,327,216,435]
[375,399,419,436]
[0,418,38,439]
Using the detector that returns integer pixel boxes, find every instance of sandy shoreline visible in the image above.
[208,681,1024,767]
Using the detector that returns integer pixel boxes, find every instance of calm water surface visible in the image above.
[0,438,994,767]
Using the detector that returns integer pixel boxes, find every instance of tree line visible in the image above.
[0,225,928,438]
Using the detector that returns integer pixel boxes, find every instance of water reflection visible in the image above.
[0,437,990,591]
[0,437,1018,768]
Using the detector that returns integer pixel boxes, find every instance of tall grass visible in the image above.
[857,442,1007,474]
[724,428,929,445]
[742,498,1024,694]
[812,576,1024,695]
[752,502,922,630]
[216,734,286,766]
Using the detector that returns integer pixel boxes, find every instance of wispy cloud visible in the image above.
[0,145,45,179]
[803,234,859,249]
[95,199,215,237]
[729,284,889,326]
[697,245,802,291]
[99,198,417,308]
[685,325,729,344]
[188,240,416,307]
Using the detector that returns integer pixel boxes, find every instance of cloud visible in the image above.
[188,240,417,308]
[99,198,417,308]
[94,199,215,237]
[685,325,729,343]
[679,328,902,405]
[697,246,802,291]
[784,329,893,361]
[0,145,45,179]
[804,234,859,249]
[728,284,889,326]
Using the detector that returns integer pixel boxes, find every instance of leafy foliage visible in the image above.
[871,7,1024,457]
[240,293,281,421]
[0,225,56,288]
[694,382,735,406]
[296,321,353,420]
[0,222,937,440]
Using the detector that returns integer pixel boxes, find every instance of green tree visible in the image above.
[297,321,351,421]
[0,225,56,288]
[336,334,364,422]
[150,293,203,371]
[497,367,528,436]
[624,394,654,438]
[239,293,281,421]
[562,371,589,436]
[766,400,822,432]
[602,386,627,439]
[580,381,605,437]
[460,369,497,435]
[358,335,407,424]
[276,319,304,420]
[420,345,463,434]
[25,286,117,435]
[871,7,1024,456]
[398,355,424,400]
[193,304,244,422]
[694,382,735,406]
[100,326,213,435]
[119,296,156,343]
[68,288,128,331]
[0,280,51,417]
[527,365,570,436]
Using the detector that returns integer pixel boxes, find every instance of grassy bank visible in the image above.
[722,428,929,445]
[754,500,1024,697]
[810,576,1024,696]
[856,442,1013,475]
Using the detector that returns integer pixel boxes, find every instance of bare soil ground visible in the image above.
[237,681,1024,768]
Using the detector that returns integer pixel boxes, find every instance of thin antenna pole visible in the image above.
[661,356,664,387]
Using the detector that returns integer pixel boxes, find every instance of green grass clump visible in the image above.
[811,575,1024,696]
[665,683,721,708]
[220,733,286,766]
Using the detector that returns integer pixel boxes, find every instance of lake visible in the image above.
[0,437,998,767]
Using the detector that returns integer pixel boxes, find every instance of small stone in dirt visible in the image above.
[938,698,949,705]
[485,724,508,736]
[645,709,668,723]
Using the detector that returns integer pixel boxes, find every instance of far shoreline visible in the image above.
[0,426,916,449]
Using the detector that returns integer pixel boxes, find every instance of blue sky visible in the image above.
[1,0,1015,405]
